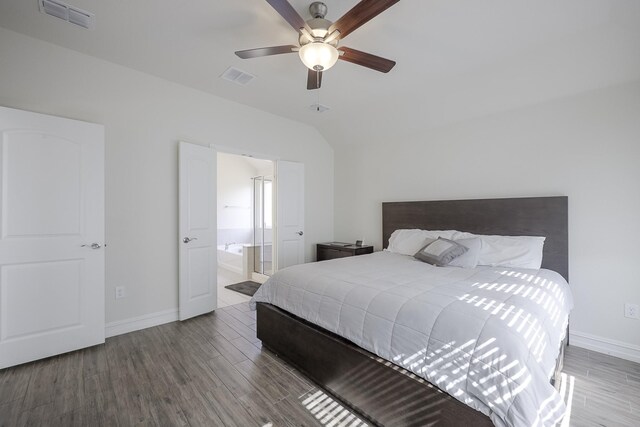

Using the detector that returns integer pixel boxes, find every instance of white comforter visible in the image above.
[251,251,573,427]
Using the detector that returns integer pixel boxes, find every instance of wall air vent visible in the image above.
[220,67,256,86]
[39,0,95,30]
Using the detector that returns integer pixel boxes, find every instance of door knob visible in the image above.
[81,243,102,249]
[297,231,304,236]
[183,237,198,243]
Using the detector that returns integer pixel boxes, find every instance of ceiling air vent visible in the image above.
[39,0,95,30]
[220,67,256,86]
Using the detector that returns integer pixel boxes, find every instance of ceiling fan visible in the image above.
[235,0,400,90]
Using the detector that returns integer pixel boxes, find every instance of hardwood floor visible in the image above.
[0,303,638,426]
[561,344,640,426]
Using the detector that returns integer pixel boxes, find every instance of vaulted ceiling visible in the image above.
[1,0,639,146]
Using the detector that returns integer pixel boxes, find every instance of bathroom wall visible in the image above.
[217,152,255,246]
[217,152,274,247]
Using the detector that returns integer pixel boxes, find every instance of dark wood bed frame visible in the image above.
[257,196,569,426]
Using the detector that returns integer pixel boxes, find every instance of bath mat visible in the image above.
[225,281,262,297]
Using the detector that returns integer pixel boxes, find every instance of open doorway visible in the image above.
[216,152,274,308]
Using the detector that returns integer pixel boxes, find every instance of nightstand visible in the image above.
[316,242,374,261]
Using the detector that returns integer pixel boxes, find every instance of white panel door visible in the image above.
[178,142,216,321]
[276,160,304,270]
[0,106,104,369]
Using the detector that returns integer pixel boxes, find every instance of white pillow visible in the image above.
[453,231,545,269]
[448,237,482,268]
[387,229,458,256]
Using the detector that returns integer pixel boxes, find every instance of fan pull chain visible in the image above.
[316,74,321,112]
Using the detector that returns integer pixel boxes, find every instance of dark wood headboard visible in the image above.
[382,196,568,280]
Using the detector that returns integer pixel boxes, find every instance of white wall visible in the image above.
[0,28,333,324]
[334,80,640,353]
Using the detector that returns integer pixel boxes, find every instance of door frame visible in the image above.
[210,144,280,274]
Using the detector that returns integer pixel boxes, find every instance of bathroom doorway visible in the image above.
[216,152,274,308]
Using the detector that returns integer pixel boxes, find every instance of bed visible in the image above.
[251,197,571,427]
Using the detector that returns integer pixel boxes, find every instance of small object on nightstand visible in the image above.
[355,240,363,247]
[317,242,373,261]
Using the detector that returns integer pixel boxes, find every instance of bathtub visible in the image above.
[217,244,246,275]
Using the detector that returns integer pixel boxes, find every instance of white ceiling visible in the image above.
[1,0,639,146]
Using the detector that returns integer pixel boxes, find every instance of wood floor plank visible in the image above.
[251,341,295,371]
[215,310,261,344]
[80,344,108,379]
[573,404,640,426]
[206,355,254,399]
[234,302,252,313]
[52,350,86,414]
[588,350,640,374]
[0,362,32,406]
[177,352,226,394]
[224,306,257,327]
[16,402,56,427]
[82,372,121,427]
[203,385,258,427]
[172,382,226,426]
[230,336,276,368]
[260,358,316,399]
[206,333,247,365]
[52,408,86,427]
[104,333,137,380]
[147,397,189,427]
[235,359,290,404]
[110,372,154,425]
[0,401,23,427]
[238,390,296,427]
[21,357,59,410]
[204,315,242,341]
[588,364,630,385]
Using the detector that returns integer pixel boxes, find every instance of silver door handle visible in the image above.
[297,231,304,236]
[183,237,198,243]
[81,243,102,249]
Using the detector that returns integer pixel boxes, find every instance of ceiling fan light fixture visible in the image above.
[299,42,339,71]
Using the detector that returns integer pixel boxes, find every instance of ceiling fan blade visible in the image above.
[235,45,297,59]
[307,69,322,90]
[329,0,400,40]
[338,47,396,73]
[265,0,312,34]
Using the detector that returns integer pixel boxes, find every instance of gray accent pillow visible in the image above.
[448,237,482,268]
[414,238,468,267]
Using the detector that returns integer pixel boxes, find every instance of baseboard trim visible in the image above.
[570,330,640,363]
[105,308,178,338]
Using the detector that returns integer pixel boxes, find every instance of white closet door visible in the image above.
[178,142,217,321]
[276,160,305,270]
[0,106,105,369]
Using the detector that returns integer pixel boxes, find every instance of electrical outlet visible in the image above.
[115,286,125,299]
[624,303,639,319]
